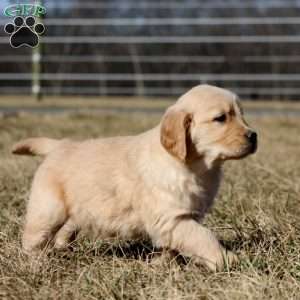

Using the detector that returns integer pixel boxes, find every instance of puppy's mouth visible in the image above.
[228,142,257,160]
[221,139,257,161]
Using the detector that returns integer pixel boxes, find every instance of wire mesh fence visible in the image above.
[1,0,300,99]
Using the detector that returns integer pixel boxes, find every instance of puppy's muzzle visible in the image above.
[245,130,257,154]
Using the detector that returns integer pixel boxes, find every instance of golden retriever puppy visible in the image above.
[12,84,257,271]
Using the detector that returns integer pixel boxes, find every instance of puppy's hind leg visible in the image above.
[22,178,68,254]
[54,218,78,250]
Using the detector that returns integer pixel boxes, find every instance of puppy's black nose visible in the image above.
[245,131,257,153]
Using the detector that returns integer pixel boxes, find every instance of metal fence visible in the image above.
[1,0,300,99]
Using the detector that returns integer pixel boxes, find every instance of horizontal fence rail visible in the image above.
[40,1,300,9]
[3,55,300,63]
[1,0,300,99]
[1,87,300,96]
[3,17,300,26]
[3,73,300,81]
[1,36,300,44]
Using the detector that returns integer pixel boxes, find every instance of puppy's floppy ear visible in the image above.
[160,109,192,162]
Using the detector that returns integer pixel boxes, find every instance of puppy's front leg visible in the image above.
[166,219,236,271]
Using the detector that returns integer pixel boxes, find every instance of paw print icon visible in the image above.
[4,16,45,48]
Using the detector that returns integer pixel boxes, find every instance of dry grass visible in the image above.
[0,108,300,299]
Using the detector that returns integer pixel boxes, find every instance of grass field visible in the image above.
[0,103,300,299]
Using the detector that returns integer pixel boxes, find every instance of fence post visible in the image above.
[32,0,43,101]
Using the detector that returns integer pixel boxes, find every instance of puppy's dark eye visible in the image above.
[213,114,227,123]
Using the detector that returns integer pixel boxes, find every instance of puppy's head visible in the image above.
[160,85,257,164]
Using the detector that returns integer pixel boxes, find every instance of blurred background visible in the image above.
[1,0,300,102]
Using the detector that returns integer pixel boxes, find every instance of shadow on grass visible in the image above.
[60,239,193,266]
[70,238,245,268]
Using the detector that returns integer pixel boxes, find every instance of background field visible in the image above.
[0,99,299,300]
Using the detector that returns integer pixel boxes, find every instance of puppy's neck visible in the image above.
[140,127,222,193]
[135,127,222,219]
[187,157,222,177]
[151,126,222,176]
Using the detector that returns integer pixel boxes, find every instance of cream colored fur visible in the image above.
[13,84,257,271]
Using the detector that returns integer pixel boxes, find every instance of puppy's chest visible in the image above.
[183,169,221,218]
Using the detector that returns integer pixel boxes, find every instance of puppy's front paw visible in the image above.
[218,249,238,270]
[203,249,238,272]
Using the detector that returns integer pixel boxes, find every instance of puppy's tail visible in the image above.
[12,137,62,156]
